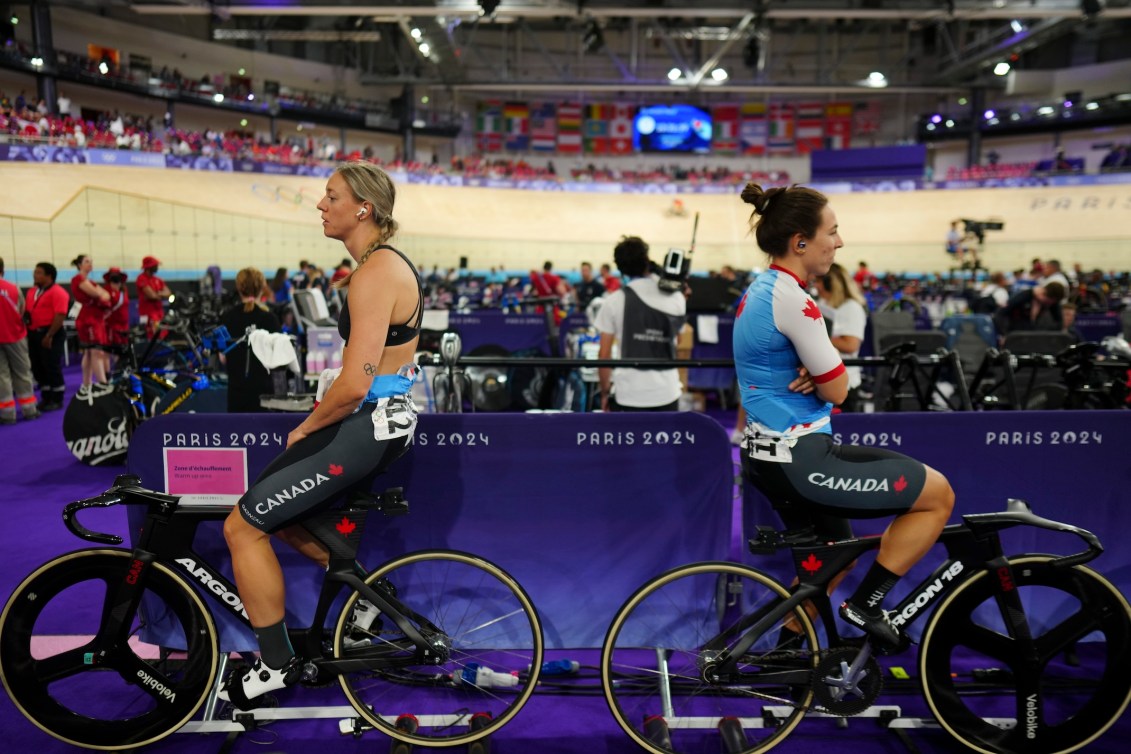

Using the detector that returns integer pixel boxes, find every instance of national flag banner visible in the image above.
[557,102,582,154]
[504,101,530,151]
[739,102,767,156]
[767,102,795,155]
[530,102,557,152]
[475,100,503,153]
[824,102,853,150]
[794,102,825,154]
[711,104,740,154]
[609,102,636,154]
[583,103,612,154]
[854,100,882,137]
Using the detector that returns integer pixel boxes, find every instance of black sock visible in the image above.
[849,561,900,613]
[253,619,295,669]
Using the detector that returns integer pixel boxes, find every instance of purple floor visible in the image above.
[1,370,1128,752]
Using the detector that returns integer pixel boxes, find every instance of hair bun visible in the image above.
[740,182,765,212]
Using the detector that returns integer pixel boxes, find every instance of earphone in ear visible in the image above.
[356,208,367,217]
[798,241,806,248]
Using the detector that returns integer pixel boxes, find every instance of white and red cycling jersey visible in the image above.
[733,265,844,438]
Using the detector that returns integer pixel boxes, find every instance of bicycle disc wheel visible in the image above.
[333,550,542,747]
[0,549,219,750]
[602,562,818,754]
[921,556,1131,754]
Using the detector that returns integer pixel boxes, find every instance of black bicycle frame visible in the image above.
[710,503,1101,673]
[66,482,440,676]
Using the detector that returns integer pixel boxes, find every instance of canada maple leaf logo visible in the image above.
[893,475,908,492]
[336,517,356,536]
[328,463,344,476]
[802,299,822,321]
[800,553,823,574]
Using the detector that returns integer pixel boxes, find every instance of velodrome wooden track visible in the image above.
[1,161,1128,279]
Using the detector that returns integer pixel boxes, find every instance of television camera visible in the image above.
[961,219,1004,244]
[658,211,699,294]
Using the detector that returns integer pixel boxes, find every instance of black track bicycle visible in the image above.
[601,498,1131,754]
[0,474,543,750]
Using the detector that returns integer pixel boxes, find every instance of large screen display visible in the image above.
[633,105,713,153]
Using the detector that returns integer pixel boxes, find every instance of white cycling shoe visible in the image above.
[218,657,301,710]
[351,599,381,632]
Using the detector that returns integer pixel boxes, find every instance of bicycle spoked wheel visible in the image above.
[602,562,818,754]
[0,550,218,751]
[921,556,1131,754]
[333,550,543,747]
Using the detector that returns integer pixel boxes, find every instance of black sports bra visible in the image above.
[337,245,424,347]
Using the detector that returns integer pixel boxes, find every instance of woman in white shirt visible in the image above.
[814,262,868,411]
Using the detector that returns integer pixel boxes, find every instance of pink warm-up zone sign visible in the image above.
[164,448,248,497]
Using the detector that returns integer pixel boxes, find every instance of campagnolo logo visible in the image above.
[136,668,176,703]
[68,415,130,464]
[175,558,248,619]
[890,562,964,627]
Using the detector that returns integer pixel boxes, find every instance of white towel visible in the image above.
[697,314,719,345]
[248,330,301,374]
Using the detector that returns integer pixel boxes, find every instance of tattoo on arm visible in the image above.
[363,363,376,376]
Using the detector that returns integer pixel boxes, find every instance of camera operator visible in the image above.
[595,236,687,411]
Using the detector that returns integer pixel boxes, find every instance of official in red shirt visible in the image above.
[71,254,112,388]
[103,267,130,350]
[136,255,172,336]
[25,262,70,410]
[0,257,39,423]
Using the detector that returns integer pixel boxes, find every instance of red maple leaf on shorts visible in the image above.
[893,475,908,492]
[329,463,344,476]
[336,517,356,536]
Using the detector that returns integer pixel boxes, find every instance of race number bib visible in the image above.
[744,435,794,464]
[372,394,418,442]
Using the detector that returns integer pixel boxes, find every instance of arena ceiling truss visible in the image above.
[103,1,1131,100]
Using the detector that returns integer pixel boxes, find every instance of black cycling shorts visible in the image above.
[743,432,927,539]
[238,402,412,533]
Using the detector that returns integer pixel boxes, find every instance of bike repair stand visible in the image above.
[180,654,498,753]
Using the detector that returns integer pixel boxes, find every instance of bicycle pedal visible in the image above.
[378,487,409,517]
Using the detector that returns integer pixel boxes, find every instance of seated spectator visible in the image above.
[1061,302,1083,343]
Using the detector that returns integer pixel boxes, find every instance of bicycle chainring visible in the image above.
[811,648,883,716]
